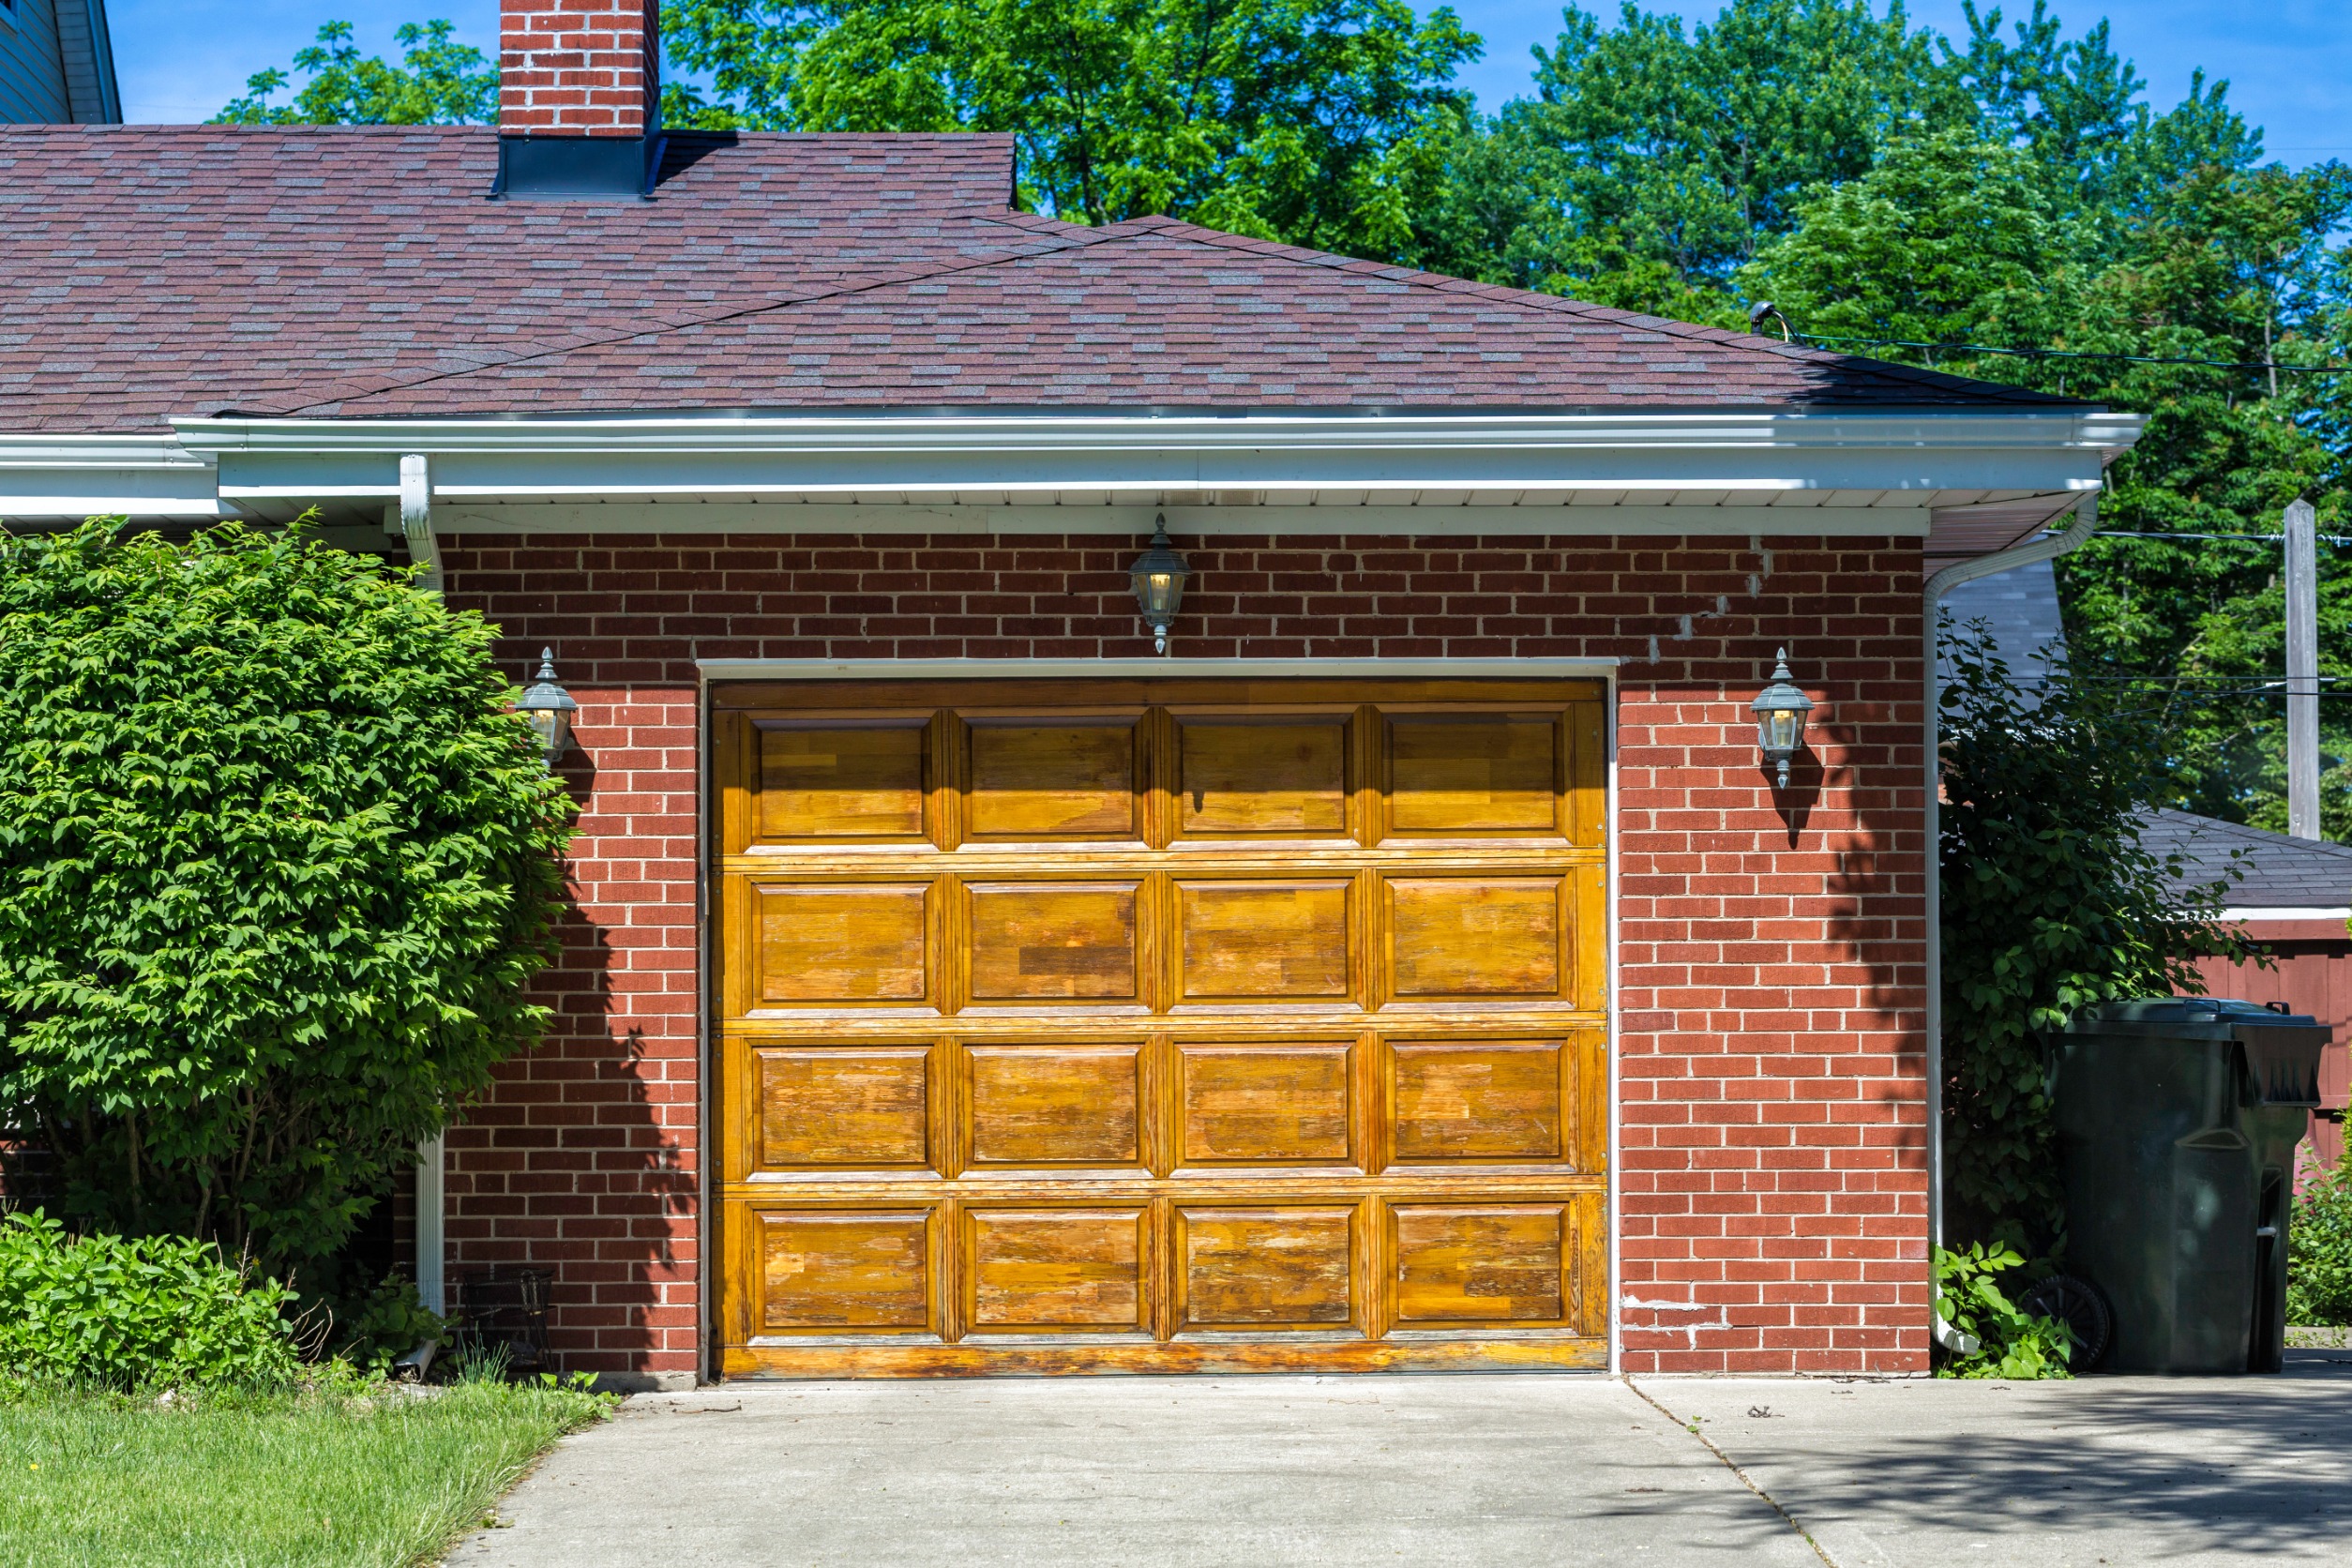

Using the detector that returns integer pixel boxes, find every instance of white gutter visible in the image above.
[168,408,2135,512]
[0,433,223,519]
[1920,490,2100,1350]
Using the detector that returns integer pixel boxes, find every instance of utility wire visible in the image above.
[2091,530,2352,545]
[1790,331,2352,374]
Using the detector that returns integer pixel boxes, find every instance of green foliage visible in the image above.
[215,20,497,125]
[2288,1157,2352,1326]
[0,1211,302,1391]
[1937,627,2254,1250]
[1932,1242,2076,1379]
[0,520,574,1281]
[322,1274,445,1374]
[663,0,1480,257]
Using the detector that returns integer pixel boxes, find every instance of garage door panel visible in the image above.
[1385,876,1566,1000]
[1387,1203,1571,1327]
[966,882,1142,1003]
[755,717,931,844]
[1383,712,1563,838]
[966,1044,1145,1168]
[1169,714,1353,840]
[963,1206,1151,1332]
[965,716,1143,841]
[755,1046,934,1173]
[1177,1042,1355,1167]
[1176,1205,1358,1330]
[1389,1041,1567,1164]
[1175,879,1354,1003]
[751,882,933,1007]
[757,1209,938,1334]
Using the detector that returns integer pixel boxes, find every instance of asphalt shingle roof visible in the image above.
[2142,808,2352,910]
[1,126,2074,430]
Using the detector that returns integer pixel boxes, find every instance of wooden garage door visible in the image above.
[714,678,1607,1376]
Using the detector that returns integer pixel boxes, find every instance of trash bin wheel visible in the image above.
[2017,1274,2113,1370]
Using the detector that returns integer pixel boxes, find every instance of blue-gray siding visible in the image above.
[0,0,118,124]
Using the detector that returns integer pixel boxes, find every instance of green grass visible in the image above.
[0,1380,610,1568]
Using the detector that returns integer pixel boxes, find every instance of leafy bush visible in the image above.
[2289,1157,2352,1326]
[1938,626,2254,1251]
[0,520,574,1283]
[0,1210,301,1390]
[1933,1242,2076,1380]
[324,1274,445,1372]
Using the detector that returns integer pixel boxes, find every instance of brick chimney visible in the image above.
[494,0,663,198]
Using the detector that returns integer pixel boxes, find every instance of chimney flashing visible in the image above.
[491,132,665,201]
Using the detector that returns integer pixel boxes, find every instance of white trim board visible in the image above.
[430,501,1936,537]
[2218,907,2352,921]
[696,656,1622,680]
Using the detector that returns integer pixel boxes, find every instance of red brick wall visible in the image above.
[441,531,1929,1379]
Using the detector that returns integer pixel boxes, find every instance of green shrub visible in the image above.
[1938,626,2255,1252]
[0,520,574,1284]
[0,1210,301,1390]
[2289,1157,2352,1326]
[323,1273,445,1372]
[1933,1242,2076,1379]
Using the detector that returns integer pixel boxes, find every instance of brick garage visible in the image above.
[437,532,1928,1379]
[3,0,2121,1383]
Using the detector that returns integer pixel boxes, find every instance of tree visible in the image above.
[662,0,1480,258]
[215,19,497,126]
[1937,627,2253,1251]
[1414,0,1967,314]
[0,522,573,1282]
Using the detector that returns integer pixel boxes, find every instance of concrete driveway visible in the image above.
[448,1352,2352,1567]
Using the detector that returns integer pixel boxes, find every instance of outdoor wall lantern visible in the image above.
[1752,647,1815,790]
[516,648,579,768]
[1128,517,1193,656]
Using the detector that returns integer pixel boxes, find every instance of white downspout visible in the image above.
[400,451,448,1317]
[416,1132,446,1315]
[1921,490,2100,1350]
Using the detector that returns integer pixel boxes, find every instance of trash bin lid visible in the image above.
[2064,998,2331,1106]
[2064,997,2328,1040]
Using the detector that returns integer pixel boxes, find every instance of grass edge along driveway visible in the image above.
[0,1380,610,1568]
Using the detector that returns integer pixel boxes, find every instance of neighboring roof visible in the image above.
[2142,808,2352,911]
[0,126,2080,432]
[1939,557,2067,687]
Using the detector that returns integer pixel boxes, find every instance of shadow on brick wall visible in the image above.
[443,797,699,1379]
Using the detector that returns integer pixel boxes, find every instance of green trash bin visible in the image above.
[2055,998,2329,1373]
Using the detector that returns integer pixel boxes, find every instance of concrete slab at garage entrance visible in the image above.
[448,1357,2352,1567]
[445,1375,1816,1567]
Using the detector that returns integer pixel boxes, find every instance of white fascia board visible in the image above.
[433,501,1933,536]
[697,656,1622,680]
[2216,907,2352,922]
[0,434,226,520]
[173,408,2134,510]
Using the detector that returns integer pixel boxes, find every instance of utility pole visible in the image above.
[2286,497,2320,839]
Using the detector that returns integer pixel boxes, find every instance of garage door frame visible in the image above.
[692,657,1621,1379]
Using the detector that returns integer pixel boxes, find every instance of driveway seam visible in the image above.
[1624,1378,1839,1568]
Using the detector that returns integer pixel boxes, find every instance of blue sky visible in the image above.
[109,0,2352,166]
